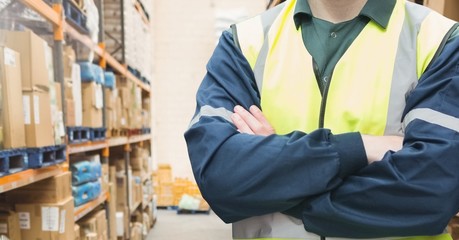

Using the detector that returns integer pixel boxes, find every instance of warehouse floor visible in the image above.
[146,209,232,239]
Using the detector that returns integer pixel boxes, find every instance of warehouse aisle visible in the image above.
[146,209,232,239]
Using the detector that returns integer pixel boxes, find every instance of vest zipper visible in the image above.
[312,59,331,129]
[319,77,331,128]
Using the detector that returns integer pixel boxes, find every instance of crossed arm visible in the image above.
[231,105,403,164]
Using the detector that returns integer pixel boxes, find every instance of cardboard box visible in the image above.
[78,214,96,239]
[63,46,76,79]
[0,127,3,149]
[104,88,116,110]
[79,209,107,240]
[51,82,65,145]
[108,182,117,240]
[108,167,117,240]
[115,75,129,88]
[130,157,143,171]
[1,30,50,91]
[81,82,103,128]
[115,158,126,172]
[104,88,118,129]
[64,78,74,101]
[95,210,107,240]
[55,82,63,113]
[104,109,115,130]
[118,87,131,109]
[15,197,75,240]
[81,82,103,111]
[424,0,459,21]
[157,164,173,183]
[74,224,80,240]
[6,171,72,203]
[65,99,76,126]
[0,47,26,149]
[0,211,21,240]
[83,107,103,128]
[102,163,109,193]
[114,96,125,129]
[116,173,127,211]
[132,171,143,208]
[23,89,54,147]
[71,64,83,126]
[130,222,142,240]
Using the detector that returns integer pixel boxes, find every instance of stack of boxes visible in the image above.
[103,0,152,83]
[154,164,209,211]
[0,209,21,240]
[79,62,104,128]
[111,142,154,239]
[4,172,75,239]
[0,46,25,150]
[155,164,174,207]
[63,46,83,127]
[173,178,209,211]
[104,72,117,134]
[0,30,58,149]
[114,156,131,239]
[77,208,108,240]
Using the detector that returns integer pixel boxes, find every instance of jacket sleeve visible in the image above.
[296,31,459,238]
[184,31,367,223]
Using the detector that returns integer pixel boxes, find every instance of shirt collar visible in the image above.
[293,0,396,29]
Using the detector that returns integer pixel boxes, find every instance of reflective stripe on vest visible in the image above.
[232,0,456,239]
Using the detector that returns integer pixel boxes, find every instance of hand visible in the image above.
[361,135,403,164]
[231,105,275,136]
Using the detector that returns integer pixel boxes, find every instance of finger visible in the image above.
[234,105,263,132]
[231,113,254,134]
[249,105,275,133]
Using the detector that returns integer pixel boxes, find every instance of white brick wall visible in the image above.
[152,0,267,179]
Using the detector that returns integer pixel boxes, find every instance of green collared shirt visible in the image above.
[293,0,396,93]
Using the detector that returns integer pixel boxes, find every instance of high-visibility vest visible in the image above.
[232,0,457,239]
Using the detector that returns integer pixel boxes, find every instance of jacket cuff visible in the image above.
[333,132,367,178]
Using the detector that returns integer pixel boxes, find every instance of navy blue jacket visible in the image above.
[184,26,459,237]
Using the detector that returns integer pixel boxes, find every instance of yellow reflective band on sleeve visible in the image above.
[416,12,456,78]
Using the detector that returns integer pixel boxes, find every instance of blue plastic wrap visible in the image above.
[104,71,116,89]
[72,180,102,206]
[71,160,101,185]
[78,62,105,84]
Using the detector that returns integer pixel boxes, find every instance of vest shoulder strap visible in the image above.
[231,2,286,68]
[425,22,459,72]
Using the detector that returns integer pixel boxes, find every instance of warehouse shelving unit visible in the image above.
[0,165,65,193]
[74,190,110,221]
[0,0,153,238]
[68,134,151,154]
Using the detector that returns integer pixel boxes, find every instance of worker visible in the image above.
[184,0,459,239]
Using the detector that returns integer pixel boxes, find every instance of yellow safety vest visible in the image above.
[232,0,456,239]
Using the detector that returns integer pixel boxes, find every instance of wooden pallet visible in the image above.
[177,208,211,215]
